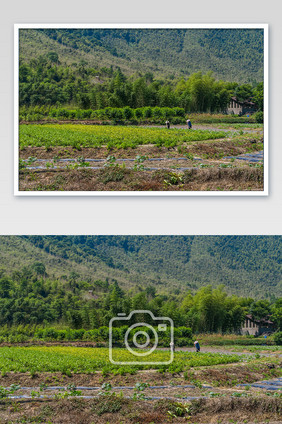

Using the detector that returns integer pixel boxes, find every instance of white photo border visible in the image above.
[14,23,269,197]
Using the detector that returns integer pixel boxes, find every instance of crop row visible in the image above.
[0,346,241,375]
[19,125,228,150]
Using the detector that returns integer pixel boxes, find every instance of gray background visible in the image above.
[0,0,281,235]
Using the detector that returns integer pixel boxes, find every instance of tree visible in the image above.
[250,299,271,320]
[158,85,176,107]
[131,78,150,108]
[272,298,282,330]
[47,52,59,64]
[66,310,83,328]
[145,286,156,299]
[0,277,12,298]
[234,84,253,102]
[253,82,264,111]
[32,262,47,277]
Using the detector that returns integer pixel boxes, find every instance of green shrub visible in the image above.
[83,329,99,341]
[81,109,92,119]
[143,107,152,118]
[76,110,82,119]
[57,108,69,118]
[172,107,185,117]
[134,108,143,119]
[123,106,134,120]
[162,107,173,119]
[176,337,192,347]
[171,117,185,125]
[255,111,264,123]
[43,327,59,340]
[49,108,57,117]
[152,107,163,119]
[273,331,282,345]
[68,110,77,119]
[175,326,192,339]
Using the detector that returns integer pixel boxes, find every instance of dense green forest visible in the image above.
[0,236,281,298]
[19,28,264,82]
[18,28,264,114]
[0,236,281,337]
[19,56,263,113]
[0,264,281,335]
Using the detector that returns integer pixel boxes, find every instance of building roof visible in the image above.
[245,314,274,325]
[231,96,256,107]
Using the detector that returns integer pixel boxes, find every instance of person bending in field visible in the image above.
[165,120,170,129]
[194,340,200,352]
[186,119,192,129]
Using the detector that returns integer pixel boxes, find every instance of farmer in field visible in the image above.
[194,340,200,352]
[165,120,170,129]
[186,118,192,129]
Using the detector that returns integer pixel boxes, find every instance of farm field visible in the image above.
[0,346,243,374]
[18,123,264,192]
[0,345,280,423]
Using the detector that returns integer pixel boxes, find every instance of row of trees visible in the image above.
[19,54,264,113]
[0,264,280,334]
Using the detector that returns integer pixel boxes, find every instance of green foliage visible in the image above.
[188,113,256,124]
[19,124,228,150]
[0,346,241,374]
[0,384,21,399]
[131,382,150,400]
[164,172,184,187]
[255,111,264,123]
[253,82,264,111]
[273,332,282,345]
[0,272,278,338]
[133,155,147,171]
[18,54,262,115]
[250,299,271,320]
[20,106,187,123]
[272,298,282,330]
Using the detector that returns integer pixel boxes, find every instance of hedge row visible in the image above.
[19,106,186,124]
[0,325,193,347]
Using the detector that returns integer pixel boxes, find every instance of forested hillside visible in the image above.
[0,236,281,331]
[19,28,264,82]
[0,236,280,298]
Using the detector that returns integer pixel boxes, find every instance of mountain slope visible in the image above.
[19,28,264,83]
[0,236,280,298]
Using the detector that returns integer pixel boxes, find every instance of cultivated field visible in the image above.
[0,344,280,423]
[18,122,264,192]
